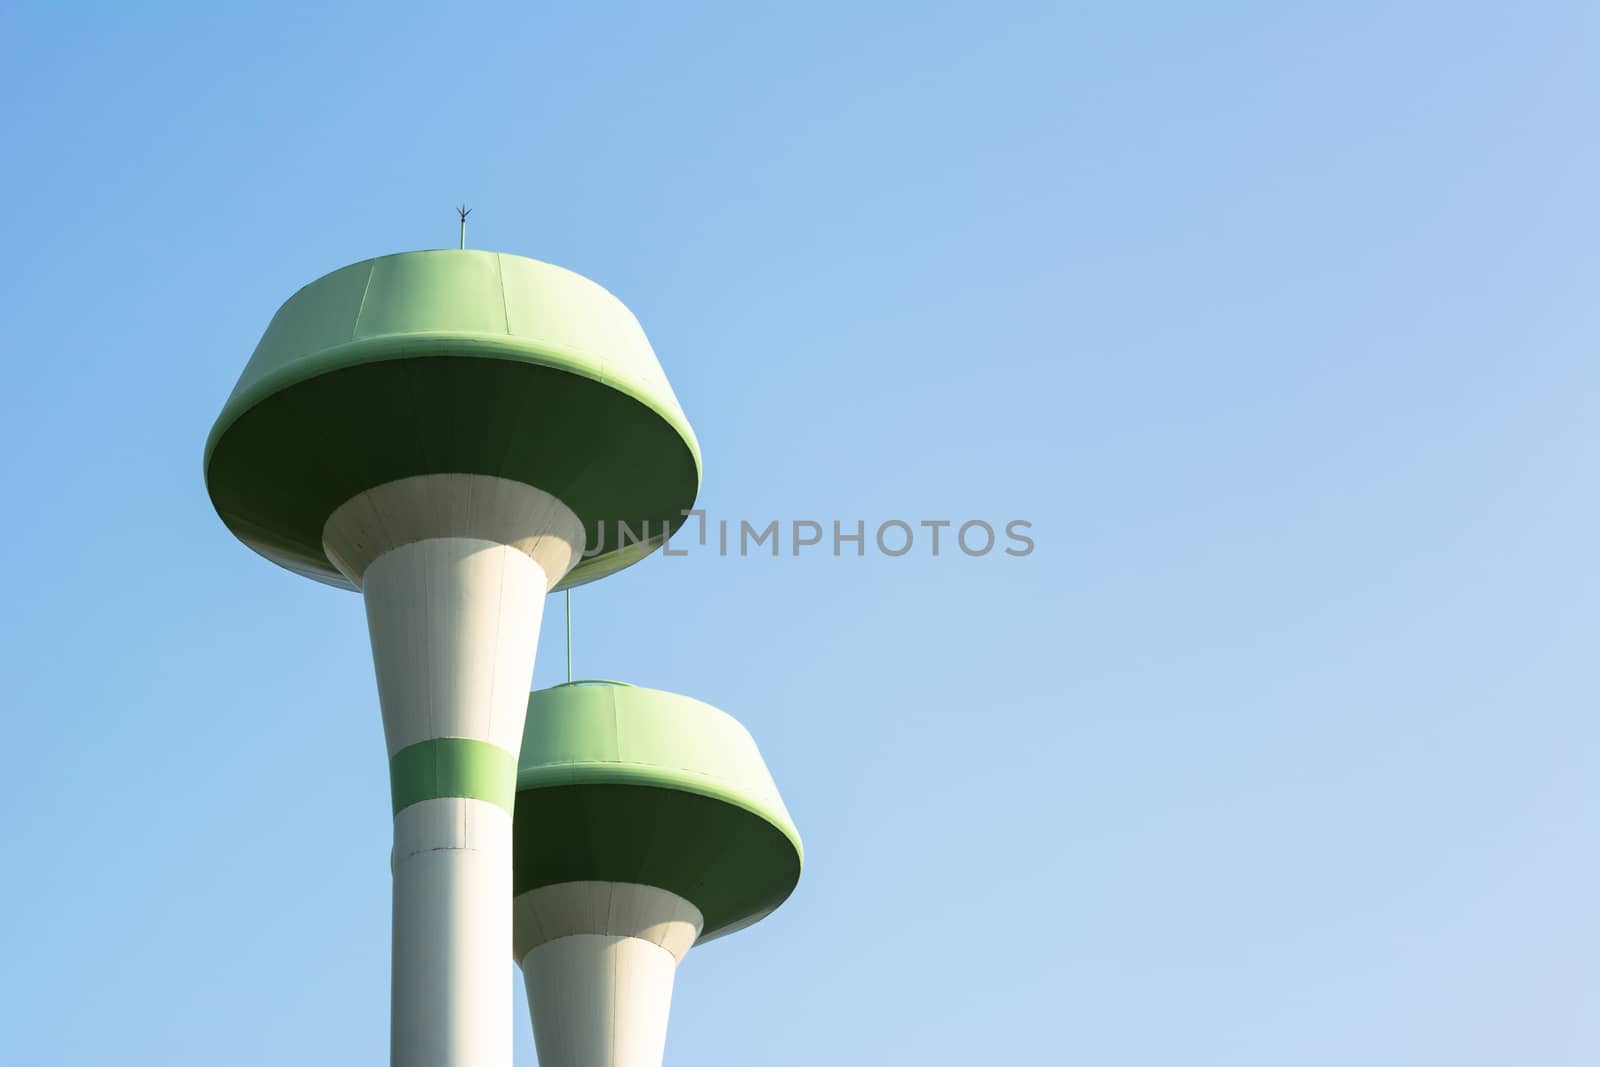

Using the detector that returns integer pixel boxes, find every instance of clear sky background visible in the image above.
[1,2,1597,1064]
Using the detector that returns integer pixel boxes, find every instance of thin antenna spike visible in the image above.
[457,204,471,249]
[565,588,573,683]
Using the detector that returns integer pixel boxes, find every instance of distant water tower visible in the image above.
[205,243,705,1065]
[513,681,802,1064]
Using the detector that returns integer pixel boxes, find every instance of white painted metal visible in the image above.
[392,797,513,1067]
[523,935,679,1067]
[324,474,584,1067]
[514,882,703,1067]
[362,538,548,756]
[513,881,702,964]
[323,472,585,587]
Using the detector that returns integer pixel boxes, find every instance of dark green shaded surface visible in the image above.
[206,353,699,590]
[512,783,802,941]
[513,682,803,941]
[389,737,518,815]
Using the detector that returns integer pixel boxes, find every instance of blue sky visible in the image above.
[1,2,1597,1063]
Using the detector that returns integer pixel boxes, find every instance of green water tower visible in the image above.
[205,246,701,1066]
[512,681,803,1065]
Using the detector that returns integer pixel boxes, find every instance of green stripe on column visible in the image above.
[389,738,518,815]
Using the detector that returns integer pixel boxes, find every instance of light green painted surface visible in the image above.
[390,737,519,815]
[517,684,799,844]
[215,252,692,440]
[204,249,701,590]
[514,683,803,940]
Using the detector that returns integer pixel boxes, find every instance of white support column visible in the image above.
[325,474,584,1067]
[391,797,513,1066]
[514,881,703,1067]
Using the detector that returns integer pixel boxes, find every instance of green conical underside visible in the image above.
[514,682,803,942]
[204,249,702,590]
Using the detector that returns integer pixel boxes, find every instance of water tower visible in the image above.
[204,245,700,1066]
[513,681,802,1064]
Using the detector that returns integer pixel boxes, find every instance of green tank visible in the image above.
[204,249,702,589]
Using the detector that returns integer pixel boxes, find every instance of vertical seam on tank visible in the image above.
[495,253,512,335]
[608,686,622,767]
[350,261,377,340]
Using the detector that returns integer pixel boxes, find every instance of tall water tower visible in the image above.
[205,246,700,1066]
